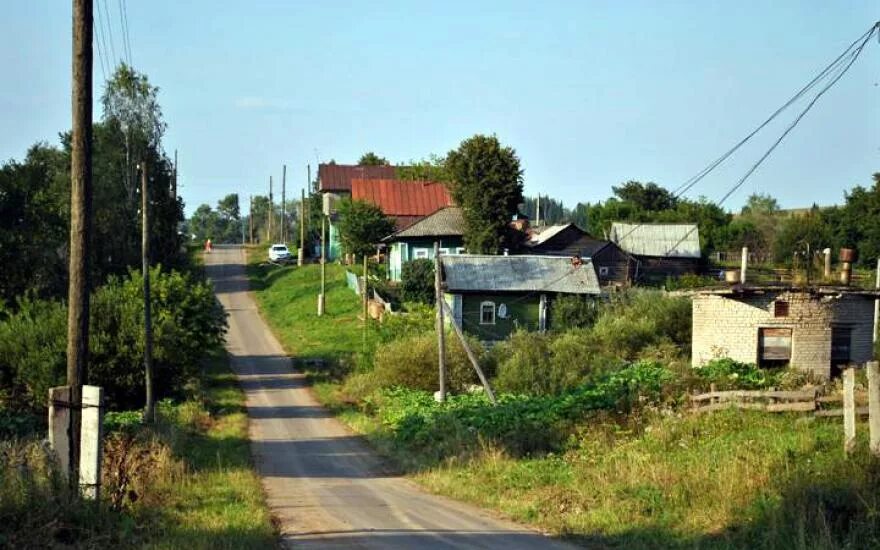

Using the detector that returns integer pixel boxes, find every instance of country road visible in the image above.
[205,245,573,549]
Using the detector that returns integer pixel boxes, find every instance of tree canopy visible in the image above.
[357,152,390,166]
[335,199,395,258]
[445,135,524,253]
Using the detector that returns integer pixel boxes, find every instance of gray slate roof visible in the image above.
[609,222,701,259]
[442,255,601,294]
[383,206,465,241]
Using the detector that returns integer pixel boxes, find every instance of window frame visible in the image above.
[479,301,496,325]
[413,248,430,259]
[598,266,610,276]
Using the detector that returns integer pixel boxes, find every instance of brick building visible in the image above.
[692,286,879,379]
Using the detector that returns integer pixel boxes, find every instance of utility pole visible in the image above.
[267,176,273,243]
[318,215,326,315]
[434,242,446,402]
[172,149,178,200]
[281,164,287,243]
[66,0,93,484]
[249,195,254,244]
[141,162,154,423]
[298,189,305,266]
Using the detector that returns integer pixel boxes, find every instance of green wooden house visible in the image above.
[441,255,602,341]
[383,207,466,281]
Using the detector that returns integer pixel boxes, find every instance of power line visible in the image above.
[118,0,133,66]
[100,0,118,66]
[612,21,879,260]
[93,0,110,80]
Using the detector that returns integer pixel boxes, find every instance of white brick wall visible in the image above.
[692,290,875,380]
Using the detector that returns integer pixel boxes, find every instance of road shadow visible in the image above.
[283,529,563,549]
[253,436,390,479]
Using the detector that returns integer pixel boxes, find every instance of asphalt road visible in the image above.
[205,245,573,549]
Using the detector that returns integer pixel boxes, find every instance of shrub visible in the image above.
[347,331,484,400]
[549,294,599,331]
[400,259,435,305]
[0,267,226,413]
[694,358,778,390]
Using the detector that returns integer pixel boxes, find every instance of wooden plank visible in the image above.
[815,407,869,418]
[766,401,816,413]
[844,368,856,455]
[690,389,818,402]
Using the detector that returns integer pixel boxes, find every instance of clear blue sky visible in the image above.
[2,1,877,216]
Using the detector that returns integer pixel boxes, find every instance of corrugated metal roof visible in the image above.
[442,255,601,294]
[384,207,465,241]
[351,179,452,217]
[318,164,397,192]
[609,222,701,258]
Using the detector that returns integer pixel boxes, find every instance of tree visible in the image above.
[335,199,395,258]
[612,181,678,211]
[445,135,524,253]
[396,155,452,182]
[358,152,389,166]
[773,208,832,264]
[400,259,435,304]
[740,193,780,216]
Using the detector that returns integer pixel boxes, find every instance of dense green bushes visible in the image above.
[549,294,599,331]
[0,267,226,413]
[399,259,435,305]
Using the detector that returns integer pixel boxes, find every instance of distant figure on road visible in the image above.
[205,239,213,253]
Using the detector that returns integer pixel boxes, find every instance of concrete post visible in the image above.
[844,367,856,455]
[740,247,748,285]
[48,386,71,476]
[79,385,103,499]
[867,361,880,456]
[823,248,832,279]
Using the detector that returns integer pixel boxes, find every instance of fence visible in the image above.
[345,270,362,295]
[691,361,880,456]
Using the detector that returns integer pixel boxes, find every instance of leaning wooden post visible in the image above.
[442,300,497,405]
[867,361,880,456]
[843,366,856,455]
[435,242,447,402]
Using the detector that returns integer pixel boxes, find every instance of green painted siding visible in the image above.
[389,236,465,281]
[459,293,540,340]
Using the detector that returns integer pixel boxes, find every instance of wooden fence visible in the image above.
[690,362,880,456]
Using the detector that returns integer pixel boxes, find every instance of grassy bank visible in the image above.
[1,351,275,549]
[244,250,880,549]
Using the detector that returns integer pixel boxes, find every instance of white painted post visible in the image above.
[867,361,880,456]
[48,386,71,477]
[843,367,856,455]
[740,247,748,285]
[538,293,548,332]
[79,385,103,499]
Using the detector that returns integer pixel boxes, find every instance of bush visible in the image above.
[0,267,226,413]
[344,331,484,401]
[400,259,435,305]
[694,358,778,390]
[549,294,599,331]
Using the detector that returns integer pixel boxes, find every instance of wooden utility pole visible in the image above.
[435,242,446,401]
[141,162,155,423]
[172,149,178,200]
[281,165,287,242]
[66,0,94,483]
[298,189,305,266]
[267,176,274,243]
[249,195,254,244]
[318,215,326,315]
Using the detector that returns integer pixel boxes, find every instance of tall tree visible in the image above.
[357,152,389,166]
[335,199,395,258]
[445,135,524,253]
[612,181,678,211]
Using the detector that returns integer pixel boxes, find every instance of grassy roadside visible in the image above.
[243,246,880,548]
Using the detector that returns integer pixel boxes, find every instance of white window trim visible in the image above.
[439,247,450,255]
[480,301,496,325]
[413,248,430,259]
[455,247,466,254]
[598,266,610,276]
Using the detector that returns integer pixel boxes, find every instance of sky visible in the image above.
[2,1,878,217]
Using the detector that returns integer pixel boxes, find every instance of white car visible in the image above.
[268,244,291,263]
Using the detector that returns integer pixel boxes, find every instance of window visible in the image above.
[455,247,466,254]
[831,326,853,369]
[480,301,496,325]
[439,248,450,255]
[758,327,791,368]
[413,248,430,259]
[598,266,610,276]
[774,301,789,317]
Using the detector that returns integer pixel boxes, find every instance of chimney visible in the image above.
[840,248,856,285]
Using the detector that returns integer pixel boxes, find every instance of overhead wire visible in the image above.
[610,21,879,260]
[118,0,133,66]
[100,0,119,67]
[92,3,108,83]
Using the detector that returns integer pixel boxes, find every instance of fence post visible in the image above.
[79,385,103,499]
[843,367,856,455]
[48,386,72,476]
[867,361,880,456]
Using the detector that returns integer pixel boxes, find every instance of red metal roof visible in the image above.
[318,164,396,192]
[351,180,453,224]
